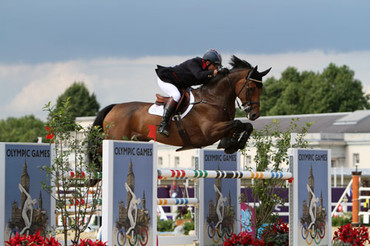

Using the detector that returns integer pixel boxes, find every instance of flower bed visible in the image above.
[223,219,289,246]
[5,231,107,246]
[332,223,370,246]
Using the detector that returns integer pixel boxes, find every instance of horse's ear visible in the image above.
[260,67,272,77]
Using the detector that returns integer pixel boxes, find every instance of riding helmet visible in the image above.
[203,49,222,66]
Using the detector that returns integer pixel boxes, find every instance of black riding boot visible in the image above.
[157,98,177,137]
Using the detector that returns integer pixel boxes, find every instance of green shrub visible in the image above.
[157,218,175,232]
[183,221,194,235]
[332,213,352,227]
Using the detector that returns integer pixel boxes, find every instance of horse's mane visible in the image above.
[229,55,253,70]
[202,55,254,88]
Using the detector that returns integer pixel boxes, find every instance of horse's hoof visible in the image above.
[217,140,226,149]
[224,147,237,154]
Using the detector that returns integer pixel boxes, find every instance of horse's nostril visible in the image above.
[250,113,258,120]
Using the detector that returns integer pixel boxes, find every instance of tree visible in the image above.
[241,119,311,240]
[0,115,46,142]
[260,64,370,115]
[43,99,104,245]
[55,82,100,120]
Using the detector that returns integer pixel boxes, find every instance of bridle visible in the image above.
[227,67,263,113]
[195,68,263,119]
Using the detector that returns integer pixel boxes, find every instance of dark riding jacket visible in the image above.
[155,57,215,88]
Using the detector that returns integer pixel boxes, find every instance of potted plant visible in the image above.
[175,206,193,226]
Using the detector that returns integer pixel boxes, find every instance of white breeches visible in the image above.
[157,77,181,102]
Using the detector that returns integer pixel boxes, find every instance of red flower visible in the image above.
[45,236,61,246]
[223,231,265,246]
[46,126,55,140]
[333,223,370,246]
[78,239,107,246]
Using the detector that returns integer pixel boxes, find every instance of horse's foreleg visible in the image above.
[236,123,253,150]
[212,120,244,151]
[217,122,253,154]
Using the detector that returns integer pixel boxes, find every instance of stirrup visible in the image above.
[157,122,170,137]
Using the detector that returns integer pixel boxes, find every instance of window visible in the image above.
[243,155,252,170]
[174,156,180,167]
[353,153,360,167]
[158,157,163,166]
[192,156,199,168]
[247,155,252,165]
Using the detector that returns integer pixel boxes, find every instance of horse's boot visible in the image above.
[157,97,177,137]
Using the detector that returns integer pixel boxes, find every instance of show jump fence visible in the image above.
[101,141,331,246]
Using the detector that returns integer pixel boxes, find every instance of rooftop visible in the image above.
[240,110,370,133]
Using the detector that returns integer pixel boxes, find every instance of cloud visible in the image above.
[0,50,369,121]
[0,61,93,120]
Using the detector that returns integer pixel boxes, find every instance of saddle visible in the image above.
[155,88,190,114]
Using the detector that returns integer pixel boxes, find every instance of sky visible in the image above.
[1,0,370,121]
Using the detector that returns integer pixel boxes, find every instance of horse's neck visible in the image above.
[195,75,238,105]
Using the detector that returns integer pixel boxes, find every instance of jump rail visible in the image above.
[158,169,293,180]
[157,198,199,205]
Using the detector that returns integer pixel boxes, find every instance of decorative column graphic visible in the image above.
[300,165,327,245]
[116,160,150,246]
[205,166,235,245]
[8,162,48,236]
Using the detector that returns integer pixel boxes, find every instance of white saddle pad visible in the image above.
[148,91,195,119]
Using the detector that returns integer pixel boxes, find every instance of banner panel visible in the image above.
[201,150,240,246]
[0,143,53,245]
[102,140,156,246]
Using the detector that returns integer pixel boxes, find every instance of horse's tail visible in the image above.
[87,104,116,186]
[92,103,116,130]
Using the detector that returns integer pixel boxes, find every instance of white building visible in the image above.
[240,110,370,170]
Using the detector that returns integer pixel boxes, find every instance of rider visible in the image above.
[155,49,229,137]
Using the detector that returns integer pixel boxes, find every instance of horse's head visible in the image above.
[230,56,271,120]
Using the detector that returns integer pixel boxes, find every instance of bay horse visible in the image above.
[92,55,270,158]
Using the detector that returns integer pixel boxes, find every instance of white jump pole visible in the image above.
[158,169,293,180]
[157,198,199,205]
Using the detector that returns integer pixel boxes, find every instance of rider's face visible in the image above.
[206,61,219,70]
